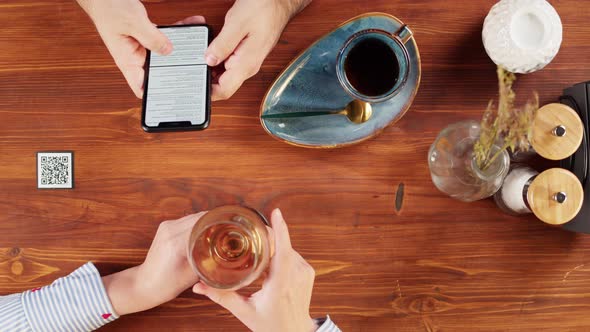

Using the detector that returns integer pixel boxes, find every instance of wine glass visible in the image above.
[187,205,271,290]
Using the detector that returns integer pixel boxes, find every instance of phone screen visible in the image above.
[143,26,209,129]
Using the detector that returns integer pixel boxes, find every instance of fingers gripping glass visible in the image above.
[187,206,271,291]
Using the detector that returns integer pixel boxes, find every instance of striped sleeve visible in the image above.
[0,262,119,332]
[0,293,30,331]
[316,315,342,332]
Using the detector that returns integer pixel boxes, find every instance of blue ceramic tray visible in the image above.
[260,13,421,148]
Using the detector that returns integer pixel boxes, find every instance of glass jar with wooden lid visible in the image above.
[494,167,584,225]
[512,103,583,161]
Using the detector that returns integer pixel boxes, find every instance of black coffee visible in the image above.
[344,38,399,97]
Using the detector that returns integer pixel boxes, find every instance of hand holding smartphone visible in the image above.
[141,25,211,132]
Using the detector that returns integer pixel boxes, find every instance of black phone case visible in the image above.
[141,24,211,132]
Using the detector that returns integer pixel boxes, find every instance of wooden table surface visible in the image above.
[2,0,590,331]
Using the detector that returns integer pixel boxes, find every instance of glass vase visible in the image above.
[428,121,510,202]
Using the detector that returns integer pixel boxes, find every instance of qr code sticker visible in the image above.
[37,152,74,189]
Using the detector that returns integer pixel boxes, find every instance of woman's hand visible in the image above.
[193,209,318,332]
[102,212,205,315]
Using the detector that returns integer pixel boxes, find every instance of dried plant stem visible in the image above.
[482,119,498,165]
[474,66,538,171]
[482,141,511,171]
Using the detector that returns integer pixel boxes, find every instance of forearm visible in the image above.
[75,0,95,15]
[296,0,313,11]
[101,266,144,316]
[283,0,313,18]
[102,263,189,316]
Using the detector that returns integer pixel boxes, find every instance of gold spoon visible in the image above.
[261,99,373,124]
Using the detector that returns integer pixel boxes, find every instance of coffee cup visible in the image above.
[336,24,413,103]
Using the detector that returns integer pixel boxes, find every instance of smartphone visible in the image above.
[141,24,211,132]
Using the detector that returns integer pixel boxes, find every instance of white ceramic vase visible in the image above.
[482,0,563,73]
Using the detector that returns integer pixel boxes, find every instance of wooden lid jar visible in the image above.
[527,168,584,225]
[531,103,583,160]
[495,167,584,225]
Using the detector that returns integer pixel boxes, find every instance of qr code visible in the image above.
[37,152,74,189]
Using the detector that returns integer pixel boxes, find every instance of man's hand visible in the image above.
[193,209,318,332]
[77,0,205,98]
[102,212,205,315]
[206,0,311,101]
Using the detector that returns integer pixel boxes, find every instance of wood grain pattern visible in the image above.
[2,0,590,331]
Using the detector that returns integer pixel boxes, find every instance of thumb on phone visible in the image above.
[205,20,246,67]
[133,18,173,55]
